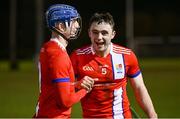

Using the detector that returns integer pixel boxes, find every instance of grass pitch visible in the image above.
[0,58,180,118]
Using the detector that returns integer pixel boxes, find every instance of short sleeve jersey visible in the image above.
[70,43,141,118]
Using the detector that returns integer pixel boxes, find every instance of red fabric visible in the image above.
[70,43,140,118]
[34,40,86,118]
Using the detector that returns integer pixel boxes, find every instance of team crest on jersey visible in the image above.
[101,67,107,75]
[115,64,123,73]
[99,65,109,75]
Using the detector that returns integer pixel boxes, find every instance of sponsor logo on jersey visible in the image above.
[83,66,94,71]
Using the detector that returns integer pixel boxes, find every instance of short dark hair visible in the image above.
[89,12,115,30]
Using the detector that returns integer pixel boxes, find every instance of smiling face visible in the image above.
[64,18,81,40]
[89,21,116,57]
[70,19,80,37]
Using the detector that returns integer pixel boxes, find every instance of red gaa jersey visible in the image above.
[34,38,87,118]
[70,43,141,118]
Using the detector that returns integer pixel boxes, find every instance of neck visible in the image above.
[95,45,111,57]
[52,32,68,48]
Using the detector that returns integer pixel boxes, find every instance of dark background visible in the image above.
[0,0,180,117]
[1,0,180,60]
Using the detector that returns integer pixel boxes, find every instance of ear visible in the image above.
[55,22,66,33]
[111,30,116,39]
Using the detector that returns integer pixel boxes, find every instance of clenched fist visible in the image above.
[75,76,98,92]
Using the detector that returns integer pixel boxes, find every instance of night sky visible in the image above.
[1,0,179,58]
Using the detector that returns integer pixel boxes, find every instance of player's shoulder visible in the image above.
[43,40,59,48]
[41,40,64,54]
[74,45,92,55]
[112,43,133,55]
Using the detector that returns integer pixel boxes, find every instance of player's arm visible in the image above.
[127,51,157,118]
[53,76,94,108]
[129,74,157,118]
[48,50,93,108]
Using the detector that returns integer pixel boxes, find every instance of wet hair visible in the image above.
[89,12,115,30]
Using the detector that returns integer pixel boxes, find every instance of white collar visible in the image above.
[50,37,66,50]
[110,43,113,54]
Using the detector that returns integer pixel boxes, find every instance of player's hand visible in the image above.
[80,76,98,93]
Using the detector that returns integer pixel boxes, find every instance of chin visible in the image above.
[96,48,105,52]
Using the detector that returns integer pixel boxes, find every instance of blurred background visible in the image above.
[0,0,180,118]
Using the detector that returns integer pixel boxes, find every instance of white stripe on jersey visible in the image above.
[111,44,126,79]
[113,45,131,55]
[35,62,41,116]
[38,62,41,93]
[111,51,125,79]
[35,102,39,116]
[113,87,124,119]
[76,46,92,55]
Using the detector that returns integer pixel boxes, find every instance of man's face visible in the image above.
[65,19,81,40]
[69,19,80,37]
[88,22,115,55]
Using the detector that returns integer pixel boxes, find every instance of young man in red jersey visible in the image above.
[34,4,96,118]
[70,12,157,118]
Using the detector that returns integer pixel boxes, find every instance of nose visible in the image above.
[74,21,80,28]
[97,33,103,40]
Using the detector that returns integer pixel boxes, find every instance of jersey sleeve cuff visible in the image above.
[52,78,70,83]
[127,71,141,78]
